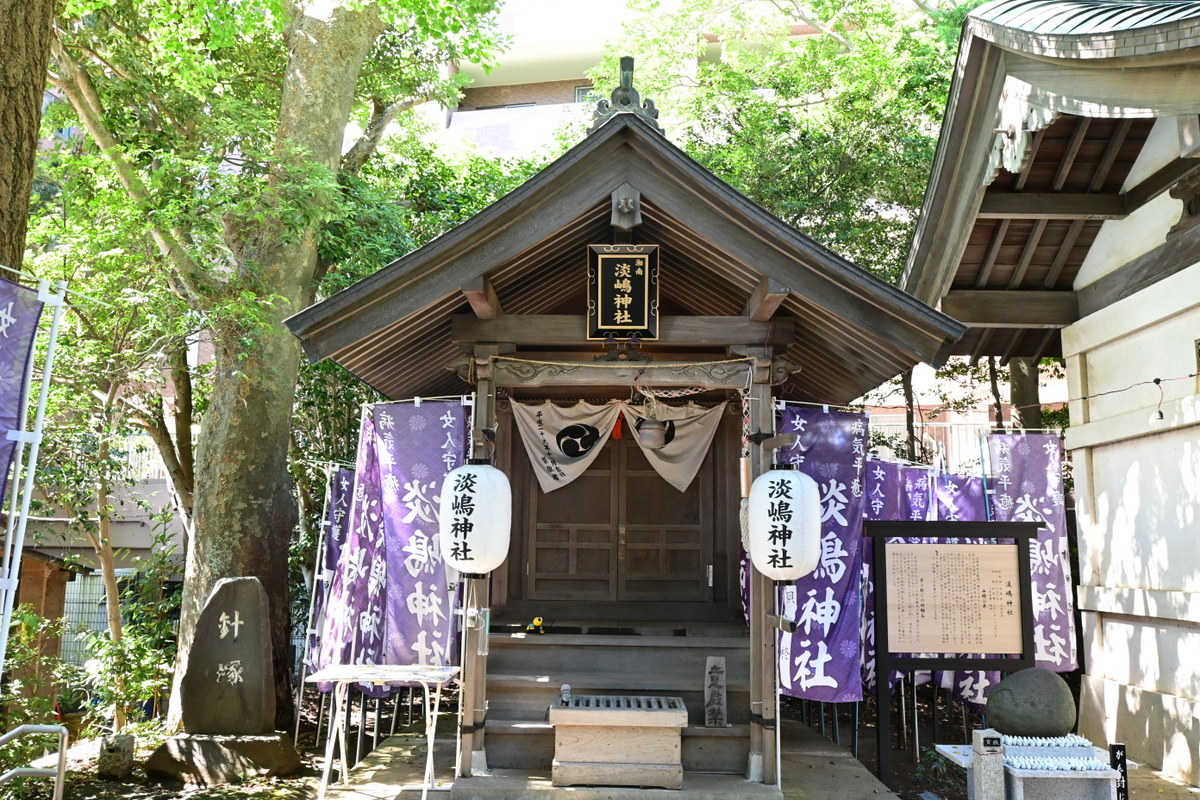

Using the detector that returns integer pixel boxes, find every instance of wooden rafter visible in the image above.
[1030,329,1059,364]
[1125,158,1200,210]
[1009,219,1048,288]
[462,275,503,319]
[969,329,994,366]
[974,219,1010,288]
[743,276,790,322]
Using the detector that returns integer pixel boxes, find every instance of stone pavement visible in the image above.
[313,720,1200,800]
[319,719,900,800]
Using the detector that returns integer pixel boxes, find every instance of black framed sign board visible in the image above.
[586,244,659,340]
[863,520,1041,789]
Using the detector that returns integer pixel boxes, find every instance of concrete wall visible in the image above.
[1066,117,1200,784]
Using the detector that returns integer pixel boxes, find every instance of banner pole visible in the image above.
[296,463,336,741]
[0,280,66,675]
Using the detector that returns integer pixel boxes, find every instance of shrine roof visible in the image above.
[288,113,964,404]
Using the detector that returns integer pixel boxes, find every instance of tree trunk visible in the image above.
[901,368,918,461]
[987,356,1006,432]
[176,323,303,732]
[0,0,55,270]
[1009,356,1043,430]
[167,1,385,732]
[87,409,128,731]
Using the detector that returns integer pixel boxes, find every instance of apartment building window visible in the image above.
[575,85,598,103]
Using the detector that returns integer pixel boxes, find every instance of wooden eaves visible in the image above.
[901,0,1200,365]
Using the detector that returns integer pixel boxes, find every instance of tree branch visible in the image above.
[770,0,854,50]
[168,342,195,508]
[128,397,194,520]
[50,35,223,303]
[340,95,423,175]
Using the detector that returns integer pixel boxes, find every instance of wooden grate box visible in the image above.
[566,695,684,712]
[549,695,688,789]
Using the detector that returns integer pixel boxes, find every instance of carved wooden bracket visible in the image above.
[770,358,800,386]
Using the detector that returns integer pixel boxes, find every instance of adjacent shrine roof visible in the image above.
[901,0,1200,364]
[974,0,1200,36]
[288,112,964,405]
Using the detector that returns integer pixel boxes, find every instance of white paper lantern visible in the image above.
[747,464,821,582]
[439,459,511,577]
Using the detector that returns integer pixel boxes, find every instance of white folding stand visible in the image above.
[307,664,459,800]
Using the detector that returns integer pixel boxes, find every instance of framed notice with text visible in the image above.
[885,542,1023,653]
[586,244,659,340]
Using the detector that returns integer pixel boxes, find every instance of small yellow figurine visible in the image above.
[526,616,546,634]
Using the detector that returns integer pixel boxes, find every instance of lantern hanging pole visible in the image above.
[775,582,783,790]
[0,281,66,677]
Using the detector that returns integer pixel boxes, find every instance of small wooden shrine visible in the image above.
[288,61,963,790]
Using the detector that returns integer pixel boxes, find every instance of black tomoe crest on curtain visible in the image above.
[556,424,601,458]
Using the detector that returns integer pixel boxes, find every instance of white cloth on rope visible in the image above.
[512,399,725,493]
[619,401,725,492]
[511,400,622,493]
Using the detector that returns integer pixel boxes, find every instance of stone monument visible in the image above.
[146,577,300,785]
[987,667,1075,737]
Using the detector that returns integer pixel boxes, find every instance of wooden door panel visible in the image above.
[525,437,712,604]
[617,440,711,602]
[530,524,617,600]
[527,450,618,600]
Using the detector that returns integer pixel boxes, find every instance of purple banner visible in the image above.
[864,460,905,522]
[988,434,1077,671]
[318,414,386,678]
[775,407,867,702]
[374,401,465,670]
[0,279,43,506]
[861,459,905,691]
[903,466,934,522]
[317,401,469,695]
[307,468,354,672]
[934,474,986,525]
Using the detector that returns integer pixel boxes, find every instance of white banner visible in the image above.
[620,401,724,492]
[511,401,622,493]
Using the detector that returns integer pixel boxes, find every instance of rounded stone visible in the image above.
[986,667,1076,736]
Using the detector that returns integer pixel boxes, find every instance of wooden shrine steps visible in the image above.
[483,626,751,774]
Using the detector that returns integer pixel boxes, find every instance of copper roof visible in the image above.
[973,0,1200,35]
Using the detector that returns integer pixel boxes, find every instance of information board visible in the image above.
[885,542,1022,653]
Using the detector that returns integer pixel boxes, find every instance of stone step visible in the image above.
[486,633,750,728]
[484,720,751,774]
[450,765,783,800]
[487,632,750,676]
[491,619,749,638]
